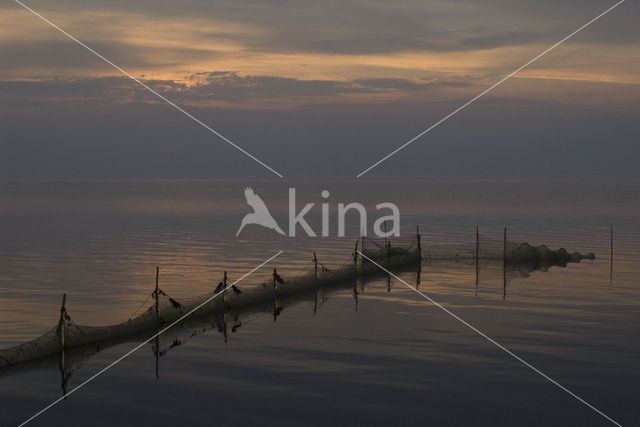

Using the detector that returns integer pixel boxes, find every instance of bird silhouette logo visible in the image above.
[236,187,285,236]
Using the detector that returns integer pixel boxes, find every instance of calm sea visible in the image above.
[0,179,638,426]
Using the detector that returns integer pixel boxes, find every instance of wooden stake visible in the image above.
[222,270,229,306]
[503,227,507,260]
[273,268,279,321]
[155,266,159,318]
[59,293,67,349]
[59,293,67,321]
[475,226,479,296]
[503,228,507,300]
[354,240,359,266]
[313,252,318,279]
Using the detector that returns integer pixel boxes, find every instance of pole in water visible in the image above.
[383,220,387,243]
[503,227,507,259]
[313,252,318,279]
[58,293,68,397]
[386,238,391,266]
[58,293,67,362]
[222,270,229,306]
[353,240,359,266]
[272,268,280,321]
[155,266,160,318]
[416,226,422,290]
[58,293,67,348]
[272,268,283,293]
[59,293,67,322]
[503,228,507,300]
[475,226,479,296]
[154,266,161,369]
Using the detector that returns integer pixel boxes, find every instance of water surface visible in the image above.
[0,179,638,426]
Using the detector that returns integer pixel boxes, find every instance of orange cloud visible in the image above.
[1,6,638,109]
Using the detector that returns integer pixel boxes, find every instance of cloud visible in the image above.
[0,72,477,111]
[11,0,639,55]
[1,0,639,180]
[2,65,639,116]
[2,2,638,86]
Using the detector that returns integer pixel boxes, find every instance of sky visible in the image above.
[1,0,639,179]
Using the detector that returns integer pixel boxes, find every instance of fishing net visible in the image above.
[0,229,594,373]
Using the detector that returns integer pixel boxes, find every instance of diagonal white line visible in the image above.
[13,0,283,178]
[357,251,622,426]
[18,251,283,427]
[356,0,626,177]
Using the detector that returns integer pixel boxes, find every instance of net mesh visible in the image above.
[0,229,595,374]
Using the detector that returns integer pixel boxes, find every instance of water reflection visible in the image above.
[0,250,592,399]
